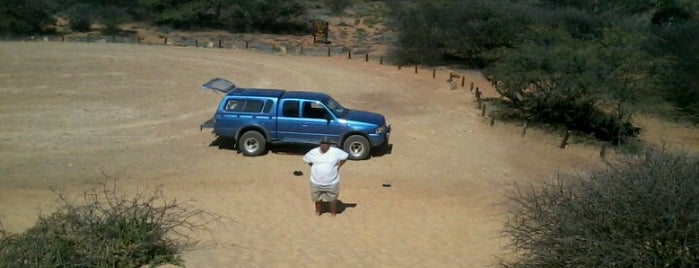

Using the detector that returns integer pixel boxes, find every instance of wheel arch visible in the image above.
[236,125,269,142]
[340,131,369,146]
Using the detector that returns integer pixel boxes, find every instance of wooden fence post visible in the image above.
[163,37,167,45]
[327,46,331,57]
[490,117,495,126]
[461,76,465,87]
[560,130,571,148]
[245,41,249,49]
[481,104,487,117]
[521,121,529,137]
[475,88,482,109]
[380,57,383,65]
[414,65,418,74]
[600,144,607,159]
[348,50,352,59]
[432,68,436,78]
[218,39,222,48]
[470,82,474,92]
[365,54,369,62]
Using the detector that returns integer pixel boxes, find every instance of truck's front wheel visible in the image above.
[343,135,370,160]
[238,131,266,156]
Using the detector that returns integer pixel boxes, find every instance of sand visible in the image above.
[1,41,697,267]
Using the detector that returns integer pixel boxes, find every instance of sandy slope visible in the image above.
[1,41,696,267]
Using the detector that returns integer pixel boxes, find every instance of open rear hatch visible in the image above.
[200,78,236,131]
[202,78,236,94]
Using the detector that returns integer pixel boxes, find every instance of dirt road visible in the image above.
[1,42,695,267]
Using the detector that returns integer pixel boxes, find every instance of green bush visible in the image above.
[67,5,93,32]
[323,0,353,15]
[219,0,307,33]
[502,150,699,267]
[651,21,699,124]
[99,6,131,35]
[0,0,55,35]
[389,0,534,66]
[0,180,217,267]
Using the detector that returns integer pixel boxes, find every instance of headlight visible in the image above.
[375,125,386,134]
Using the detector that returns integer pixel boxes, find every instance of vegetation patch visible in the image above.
[0,180,218,267]
[502,150,699,267]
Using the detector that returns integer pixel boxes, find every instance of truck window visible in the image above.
[224,100,240,111]
[263,100,273,113]
[224,99,264,113]
[302,101,328,119]
[282,100,299,118]
[241,100,264,113]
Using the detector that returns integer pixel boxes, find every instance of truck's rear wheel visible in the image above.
[343,135,370,160]
[238,131,266,156]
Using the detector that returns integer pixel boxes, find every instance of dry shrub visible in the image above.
[0,180,219,267]
[502,149,699,267]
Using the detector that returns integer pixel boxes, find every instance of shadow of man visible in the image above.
[317,199,357,216]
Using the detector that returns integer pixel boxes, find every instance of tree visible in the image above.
[652,20,699,124]
[489,27,653,142]
[153,0,213,29]
[221,0,306,33]
[0,0,55,35]
[530,0,657,14]
[323,0,353,15]
[390,0,532,66]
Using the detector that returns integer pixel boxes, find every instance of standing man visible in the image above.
[303,136,349,217]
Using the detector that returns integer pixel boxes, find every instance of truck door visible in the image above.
[276,99,305,142]
[298,100,345,144]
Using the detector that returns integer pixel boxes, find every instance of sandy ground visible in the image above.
[1,42,697,267]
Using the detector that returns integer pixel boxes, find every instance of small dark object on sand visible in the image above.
[293,170,303,176]
[382,183,391,187]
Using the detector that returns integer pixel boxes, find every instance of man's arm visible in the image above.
[336,160,346,170]
[303,149,316,165]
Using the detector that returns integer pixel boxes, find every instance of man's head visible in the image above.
[319,137,331,153]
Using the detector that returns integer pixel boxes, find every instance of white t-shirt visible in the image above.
[303,146,349,186]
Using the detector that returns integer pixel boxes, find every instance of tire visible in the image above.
[343,135,370,160]
[238,131,266,156]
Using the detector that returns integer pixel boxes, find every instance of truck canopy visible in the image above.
[228,87,286,98]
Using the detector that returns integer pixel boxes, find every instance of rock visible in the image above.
[273,45,287,55]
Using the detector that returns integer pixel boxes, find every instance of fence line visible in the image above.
[7,33,472,85]
[9,34,496,101]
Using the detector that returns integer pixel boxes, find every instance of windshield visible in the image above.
[322,97,348,117]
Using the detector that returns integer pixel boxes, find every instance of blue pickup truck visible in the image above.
[200,78,391,160]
